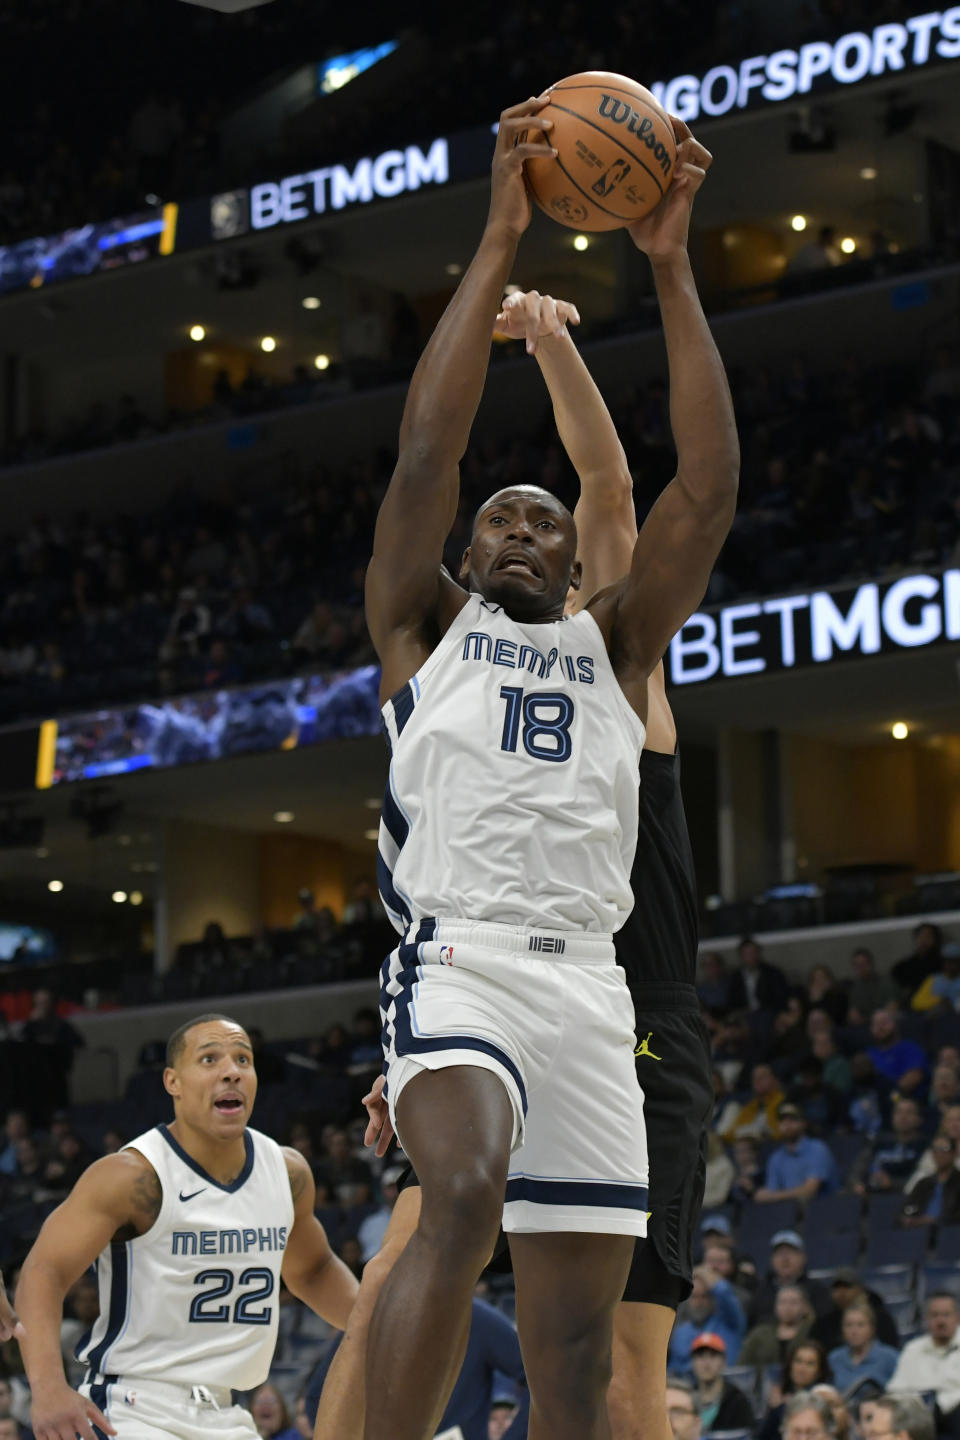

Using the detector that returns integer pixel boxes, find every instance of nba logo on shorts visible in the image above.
[439,945,454,965]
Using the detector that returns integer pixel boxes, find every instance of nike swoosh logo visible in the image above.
[179,1188,206,1202]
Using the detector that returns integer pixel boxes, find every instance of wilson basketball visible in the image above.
[525,72,678,232]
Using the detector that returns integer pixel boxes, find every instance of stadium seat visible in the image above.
[862,1260,922,1296]
[737,1200,798,1262]
[806,1192,862,1235]
[885,1296,918,1336]
[866,1231,929,1268]
[825,1134,866,1175]
[866,1192,907,1231]
[935,1228,960,1263]
[805,1231,861,1272]
[921,1263,960,1303]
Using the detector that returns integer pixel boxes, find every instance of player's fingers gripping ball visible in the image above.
[524,72,678,231]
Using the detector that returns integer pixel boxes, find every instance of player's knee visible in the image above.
[421,1160,504,1254]
[530,1327,613,1421]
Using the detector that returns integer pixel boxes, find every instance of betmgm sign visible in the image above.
[668,571,960,686]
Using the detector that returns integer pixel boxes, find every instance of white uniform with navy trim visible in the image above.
[78,1124,293,1439]
[378,593,649,1236]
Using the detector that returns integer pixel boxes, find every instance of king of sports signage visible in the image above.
[668,570,960,686]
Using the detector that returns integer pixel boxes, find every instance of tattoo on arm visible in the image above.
[113,1166,162,1242]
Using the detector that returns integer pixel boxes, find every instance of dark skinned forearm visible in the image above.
[398,223,518,465]
[651,253,739,503]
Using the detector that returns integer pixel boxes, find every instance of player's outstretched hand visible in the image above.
[487,96,556,242]
[0,1272,24,1342]
[32,1383,116,1440]
[494,289,581,355]
[627,117,712,262]
[362,1074,396,1159]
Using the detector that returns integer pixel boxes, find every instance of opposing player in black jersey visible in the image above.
[315,146,715,1440]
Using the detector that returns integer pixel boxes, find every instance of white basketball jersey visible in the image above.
[379,593,645,934]
[77,1125,293,1390]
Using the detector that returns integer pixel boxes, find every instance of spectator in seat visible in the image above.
[848,1054,885,1139]
[755,1102,839,1203]
[847,948,897,1025]
[888,1292,960,1431]
[314,1127,371,1207]
[740,1284,814,1367]
[761,1377,837,1440]
[750,1232,832,1324]
[810,1268,900,1352]
[906,1105,960,1191]
[867,1010,928,1100]
[786,1060,847,1134]
[911,946,960,1013]
[891,923,943,1000]
[784,1391,838,1440]
[159,585,211,661]
[811,1385,851,1440]
[357,1165,402,1263]
[703,1132,735,1209]
[901,1134,960,1228]
[729,1135,765,1203]
[860,1394,935,1440]
[698,951,736,1017]
[729,937,790,1014]
[666,1377,702,1440]
[250,1383,300,1440]
[689,1332,756,1432]
[22,988,83,1114]
[856,1096,928,1194]
[0,1112,31,1176]
[720,1064,785,1143]
[807,965,848,1025]
[827,1300,900,1393]
[811,1029,853,1095]
[929,1065,960,1122]
[668,1262,748,1374]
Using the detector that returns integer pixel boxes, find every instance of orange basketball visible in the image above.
[525,72,678,232]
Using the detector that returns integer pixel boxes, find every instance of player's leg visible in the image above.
[608,1299,675,1440]
[363,1065,515,1440]
[608,998,713,1440]
[510,1230,635,1440]
[314,1185,421,1440]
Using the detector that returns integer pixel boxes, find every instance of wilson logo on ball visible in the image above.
[597,96,674,176]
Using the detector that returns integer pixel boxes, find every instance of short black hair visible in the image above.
[165,1013,245,1068]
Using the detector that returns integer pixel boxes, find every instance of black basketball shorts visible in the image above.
[622,982,713,1309]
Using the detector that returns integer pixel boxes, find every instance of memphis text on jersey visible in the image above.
[172,1226,288,1256]
[460,631,595,684]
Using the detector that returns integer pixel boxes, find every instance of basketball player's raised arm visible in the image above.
[365,97,555,694]
[605,121,739,674]
[16,1153,160,1440]
[280,1149,358,1331]
[495,288,637,602]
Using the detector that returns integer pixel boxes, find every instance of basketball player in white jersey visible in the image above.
[361,94,737,1440]
[15,1014,358,1440]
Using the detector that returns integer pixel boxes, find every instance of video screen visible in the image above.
[48,665,381,785]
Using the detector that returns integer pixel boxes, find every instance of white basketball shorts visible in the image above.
[81,1376,259,1440]
[380,917,648,1237]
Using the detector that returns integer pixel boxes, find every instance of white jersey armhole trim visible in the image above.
[379,592,489,724]
[571,607,647,753]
